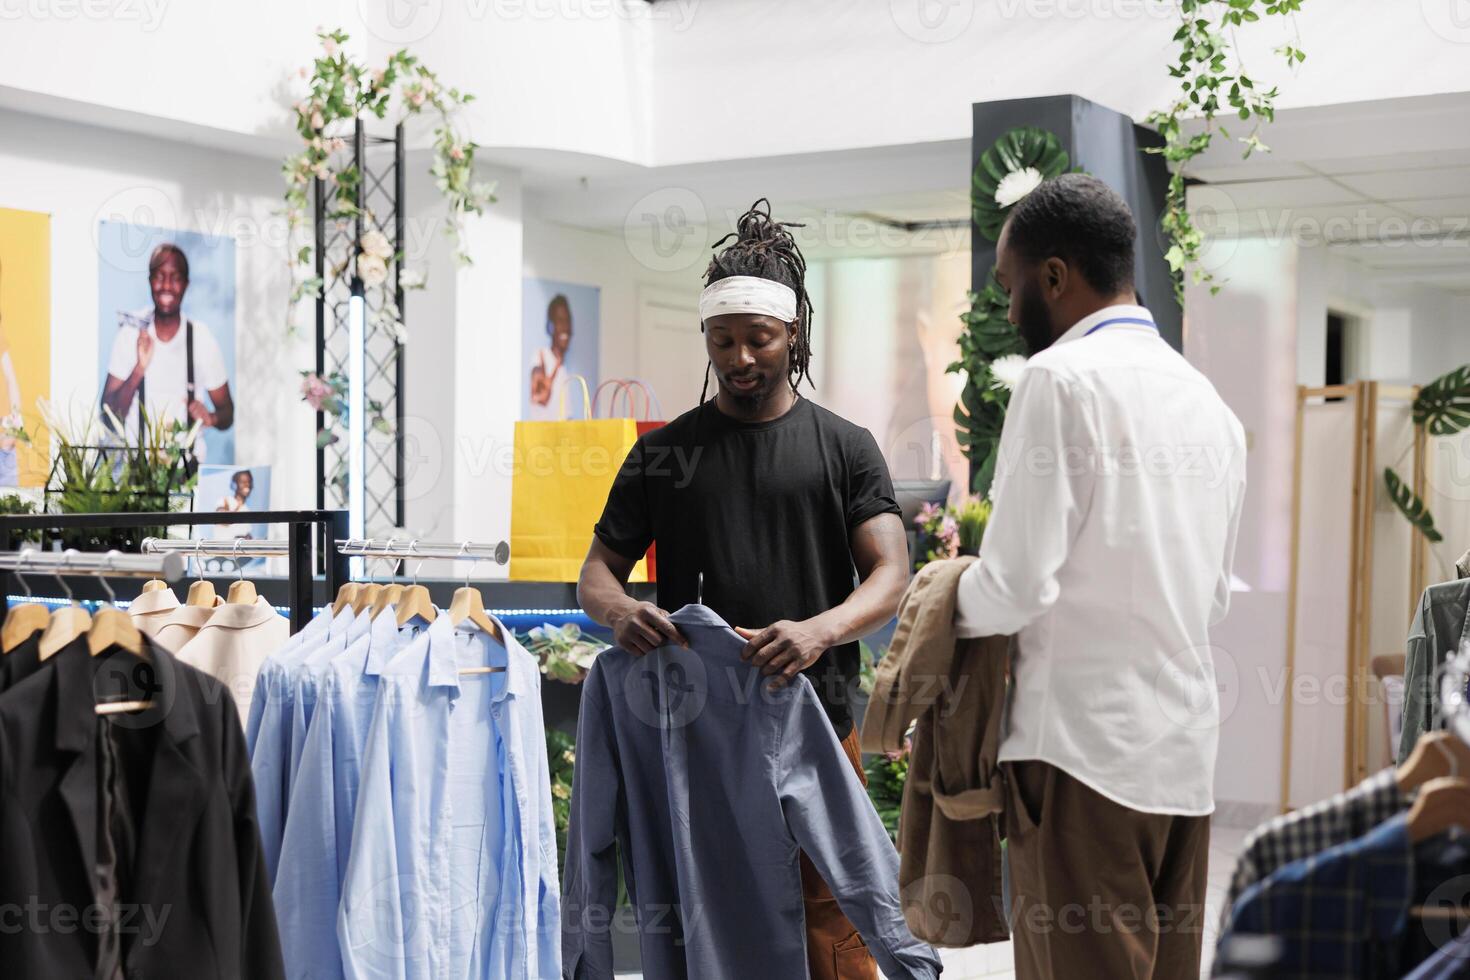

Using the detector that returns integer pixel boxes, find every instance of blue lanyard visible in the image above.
[1084,317,1158,337]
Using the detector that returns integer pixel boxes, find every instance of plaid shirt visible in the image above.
[1218,813,1414,978]
[1221,767,1407,933]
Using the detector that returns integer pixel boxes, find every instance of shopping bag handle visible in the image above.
[558,374,594,420]
[593,379,633,419]
[593,379,662,420]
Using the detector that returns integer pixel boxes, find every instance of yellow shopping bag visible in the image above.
[510,377,650,583]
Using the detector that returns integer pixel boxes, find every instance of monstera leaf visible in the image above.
[1385,467,1443,543]
[971,127,1072,243]
[1413,364,1470,436]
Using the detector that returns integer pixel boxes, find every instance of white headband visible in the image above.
[698,275,798,324]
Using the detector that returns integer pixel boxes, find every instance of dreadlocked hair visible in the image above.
[700,198,814,402]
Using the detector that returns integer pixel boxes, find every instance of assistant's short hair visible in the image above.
[148,243,190,281]
[1004,173,1136,295]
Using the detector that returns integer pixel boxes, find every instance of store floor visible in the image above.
[612,822,1250,980]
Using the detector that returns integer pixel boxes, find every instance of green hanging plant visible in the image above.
[949,272,1025,497]
[1146,0,1307,303]
[1412,364,1470,436]
[970,127,1072,243]
[1384,467,1443,544]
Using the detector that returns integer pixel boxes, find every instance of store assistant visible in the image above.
[578,199,911,980]
[953,174,1247,979]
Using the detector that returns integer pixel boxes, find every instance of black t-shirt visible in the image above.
[594,396,901,738]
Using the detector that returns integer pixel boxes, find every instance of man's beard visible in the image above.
[717,368,782,408]
[1015,277,1059,356]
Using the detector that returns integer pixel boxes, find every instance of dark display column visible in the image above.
[971,95,1181,351]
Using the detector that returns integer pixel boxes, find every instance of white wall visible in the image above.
[1185,238,1300,812]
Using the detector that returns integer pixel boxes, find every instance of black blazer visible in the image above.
[0,634,284,979]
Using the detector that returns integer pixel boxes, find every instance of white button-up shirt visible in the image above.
[955,305,1246,815]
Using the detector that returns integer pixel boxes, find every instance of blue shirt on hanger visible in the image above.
[561,603,941,980]
[250,604,345,883]
[338,614,560,980]
[273,607,417,980]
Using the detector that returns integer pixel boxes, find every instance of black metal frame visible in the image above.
[314,119,406,535]
[0,510,349,634]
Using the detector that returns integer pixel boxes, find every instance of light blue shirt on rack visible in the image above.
[338,614,561,980]
[274,606,419,980]
[249,604,343,884]
[287,609,373,789]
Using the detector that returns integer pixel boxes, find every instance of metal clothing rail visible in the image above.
[142,537,292,558]
[0,510,349,634]
[336,538,510,565]
[0,548,185,581]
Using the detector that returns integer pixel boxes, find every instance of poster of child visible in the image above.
[192,464,270,571]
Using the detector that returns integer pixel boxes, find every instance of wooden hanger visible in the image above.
[1398,731,1470,792]
[2,553,50,653]
[370,583,404,620]
[87,559,144,657]
[185,540,218,607]
[449,585,503,644]
[1406,776,1470,843]
[353,583,384,615]
[394,584,437,626]
[224,541,257,604]
[140,579,169,593]
[39,558,90,660]
[332,582,362,616]
[2,604,50,653]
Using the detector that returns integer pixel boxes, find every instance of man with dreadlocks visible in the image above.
[579,200,914,979]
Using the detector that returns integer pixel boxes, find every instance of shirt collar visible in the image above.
[1054,304,1156,348]
[346,609,373,644]
[423,614,460,689]
[448,616,535,703]
[197,596,279,632]
[127,588,179,617]
[668,603,733,632]
[328,606,355,640]
[363,606,405,676]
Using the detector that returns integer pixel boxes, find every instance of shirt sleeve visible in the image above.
[593,438,653,561]
[560,663,624,980]
[338,677,414,977]
[1211,470,1247,626]
[195,322,230,392]
[845,427,901,529]
[777,681,942,980]
[273,680,341,979]
[955,365,1098,639]
[107,325,140,381]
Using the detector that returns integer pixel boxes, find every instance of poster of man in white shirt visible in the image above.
[97,225,237,464]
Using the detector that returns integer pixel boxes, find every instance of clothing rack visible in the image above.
[0,510,349,634]
[0,548,185,581]
[335,537,510,565]
[141,537,294,559]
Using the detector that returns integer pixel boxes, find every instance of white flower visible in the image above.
[310,110,324,131]
[323,37,338,58]
[360,229,393,260]
[994,166,1044,209]
[399,267,425,290]
[988,354,1028,391]
[357,253,388,288]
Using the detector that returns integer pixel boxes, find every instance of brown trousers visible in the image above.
[799,726,879,980]
[1004,761,1211,980]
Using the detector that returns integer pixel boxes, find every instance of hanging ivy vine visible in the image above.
[283,29,497,339]
[1146,0,1307,303]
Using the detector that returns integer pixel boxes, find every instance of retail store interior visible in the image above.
[1,3,1468,978]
